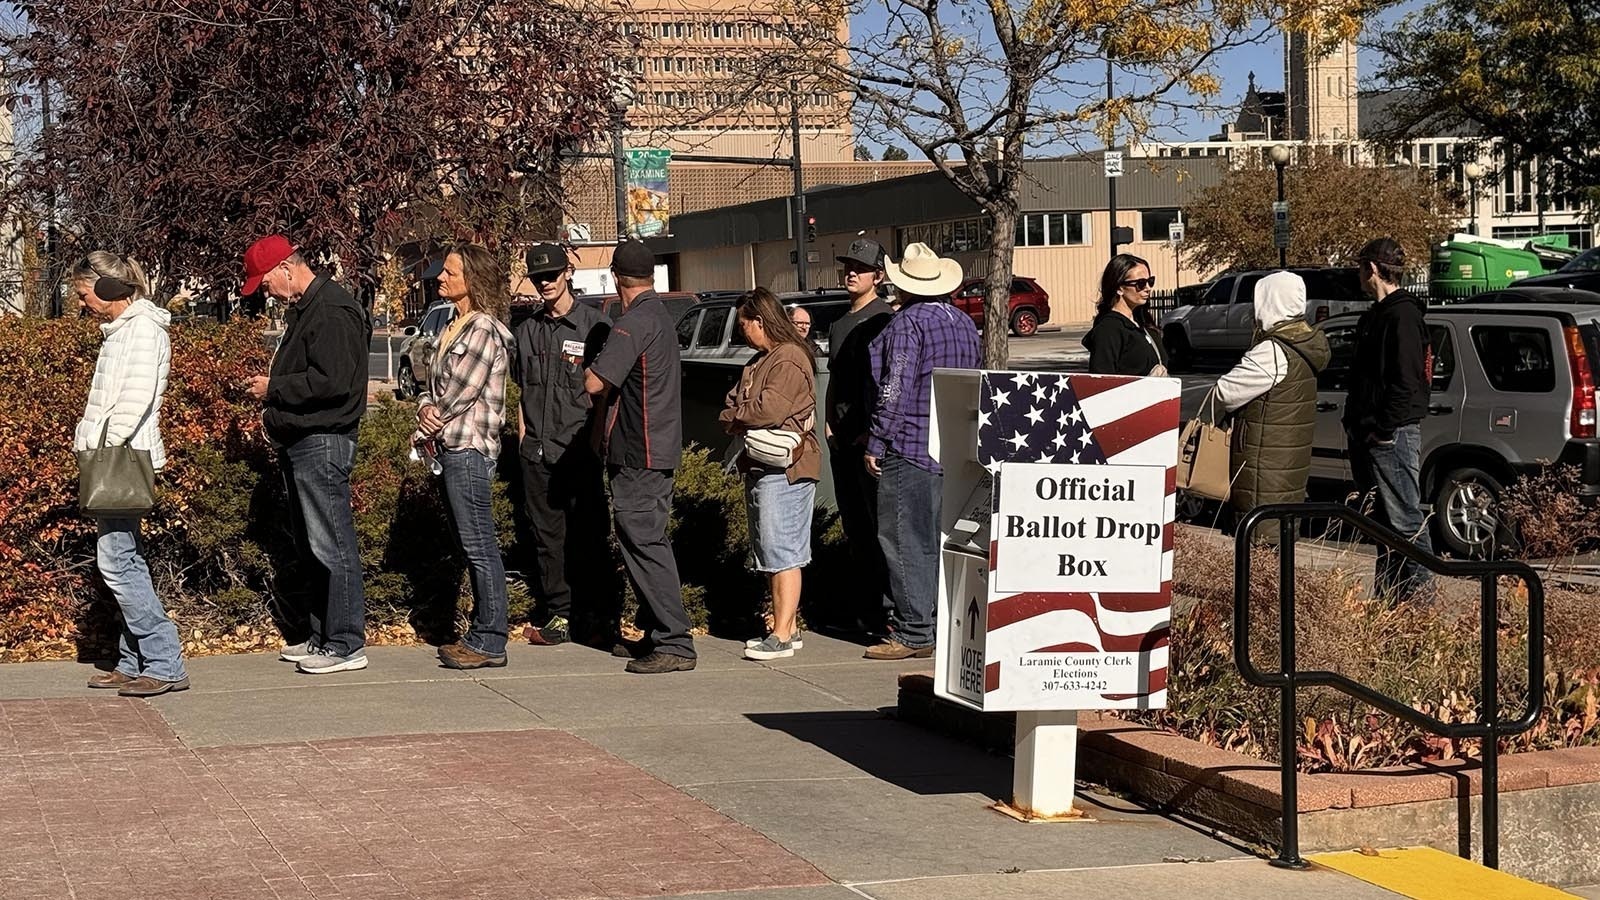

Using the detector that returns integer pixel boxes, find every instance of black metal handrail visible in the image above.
[1233,503,1545,871]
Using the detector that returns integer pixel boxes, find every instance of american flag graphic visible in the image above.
[977,372,1180,709]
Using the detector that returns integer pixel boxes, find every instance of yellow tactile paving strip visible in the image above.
[1312,847,1577,899]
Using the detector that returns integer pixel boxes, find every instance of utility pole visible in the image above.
[1106,59,1119,261]
[611,105,629,242]
[790,80,807,292]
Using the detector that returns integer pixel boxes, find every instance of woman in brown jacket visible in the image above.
[720,288,820,661]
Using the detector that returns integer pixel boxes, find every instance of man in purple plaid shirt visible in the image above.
[862,243,980,660]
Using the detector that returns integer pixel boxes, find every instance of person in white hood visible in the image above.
[70,252,189,696]
[1213,270,1331,519]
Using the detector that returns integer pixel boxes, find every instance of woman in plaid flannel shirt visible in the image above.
[414,243,516,670]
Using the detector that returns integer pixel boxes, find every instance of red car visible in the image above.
[950,276,1051,336]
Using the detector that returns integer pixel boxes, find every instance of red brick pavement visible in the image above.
[0,698,828,899]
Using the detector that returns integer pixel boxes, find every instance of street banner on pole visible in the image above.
[624,148,671,238]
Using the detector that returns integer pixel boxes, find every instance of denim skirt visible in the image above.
[744,471,816,573]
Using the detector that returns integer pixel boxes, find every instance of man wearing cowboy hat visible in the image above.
[862,242,980,660]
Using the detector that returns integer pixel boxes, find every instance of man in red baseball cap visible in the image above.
[240,234,296,297]
[240,235,372,675]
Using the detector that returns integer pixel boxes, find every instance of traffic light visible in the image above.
[806,216,816,243]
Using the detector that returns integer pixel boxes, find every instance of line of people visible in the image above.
[73,232,989,694]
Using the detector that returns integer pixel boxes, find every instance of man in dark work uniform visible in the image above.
[585,241,696,674]
[512,242,617,647]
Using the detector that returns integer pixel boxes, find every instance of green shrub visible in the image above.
[0,316,851,659]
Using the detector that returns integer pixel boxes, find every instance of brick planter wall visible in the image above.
[897,673,1600,886]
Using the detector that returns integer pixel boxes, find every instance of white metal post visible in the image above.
[1012,710,1080,820]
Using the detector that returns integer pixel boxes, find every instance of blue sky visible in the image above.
[847,1,1425,151]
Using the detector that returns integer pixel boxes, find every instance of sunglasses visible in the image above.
[1119,277,1156,291]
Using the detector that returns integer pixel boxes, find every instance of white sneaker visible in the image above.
[279,640,320,663]
[297,650,368,674]
[745,630,802,650]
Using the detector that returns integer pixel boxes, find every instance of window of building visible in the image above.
[1015,212,1089,247]
[1491,224,1595,250]
[897,216,994,255]
[1471,325,1555,393]
[1140,208,1182,242]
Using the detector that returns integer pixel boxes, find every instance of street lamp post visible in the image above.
[1268,143,1292,268]
[611,80,635,243]
[1463,161,1484,236]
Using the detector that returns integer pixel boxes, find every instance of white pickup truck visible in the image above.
[1158,266,1370,369]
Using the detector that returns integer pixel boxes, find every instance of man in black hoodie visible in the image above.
[242,235,372,674]
[1344,237,1433,601]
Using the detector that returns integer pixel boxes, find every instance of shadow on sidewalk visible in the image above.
[745,710,1011,800]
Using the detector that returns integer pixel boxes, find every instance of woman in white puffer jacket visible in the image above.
[71,251,189,697]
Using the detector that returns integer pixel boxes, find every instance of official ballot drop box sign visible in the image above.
[930,369,1179,713]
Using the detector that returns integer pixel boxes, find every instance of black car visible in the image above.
[1458,285,1600,305]
[1510,247,1600,293]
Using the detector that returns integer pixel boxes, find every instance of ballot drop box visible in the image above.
[929,369,1179,819]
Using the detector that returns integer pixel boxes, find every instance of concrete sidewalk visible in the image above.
[0,633,1406,899]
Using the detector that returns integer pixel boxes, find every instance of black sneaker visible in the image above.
[625,651,697,674]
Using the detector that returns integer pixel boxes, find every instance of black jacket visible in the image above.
[1343,288,1430,440]
[1083,311,1165,376]
[264,275,371,445]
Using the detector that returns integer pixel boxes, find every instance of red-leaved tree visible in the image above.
[6,0,631,299]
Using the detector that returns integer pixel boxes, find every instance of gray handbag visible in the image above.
[77,419,156,518]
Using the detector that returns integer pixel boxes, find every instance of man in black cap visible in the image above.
[825,238,895,632]
[512,242,617,647]
[585,241,695,673]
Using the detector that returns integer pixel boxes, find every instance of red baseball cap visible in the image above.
[242,234,295,295]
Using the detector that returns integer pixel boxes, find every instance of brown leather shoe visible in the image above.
[439,642,507,670]
[863,639,933,661]
[117,675,190,697]
[87,669,138,690]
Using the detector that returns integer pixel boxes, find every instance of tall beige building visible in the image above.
[561,0,858,247]
[620,0,854,160]
[1284,26,1359,142]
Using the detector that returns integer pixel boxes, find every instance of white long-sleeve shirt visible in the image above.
[1216,339,1290,413]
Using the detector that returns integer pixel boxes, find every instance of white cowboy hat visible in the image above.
[884,242,964,297]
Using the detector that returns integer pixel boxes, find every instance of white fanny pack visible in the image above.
[742,411,814,468]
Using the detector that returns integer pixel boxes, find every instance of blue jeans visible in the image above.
[441,449,508,656]
[876,453,942,649]
[1348,423,1434,601]
[280,433,366,656]
[97,518,187,681]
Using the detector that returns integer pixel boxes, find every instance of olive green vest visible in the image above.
[1230,322,1328,513]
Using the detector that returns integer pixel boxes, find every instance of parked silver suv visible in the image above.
[397,302,455,399]
[1312,290,1600,557]
[1161,267,1368,368]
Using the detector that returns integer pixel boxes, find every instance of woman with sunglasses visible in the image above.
[1084,254,1168,376]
